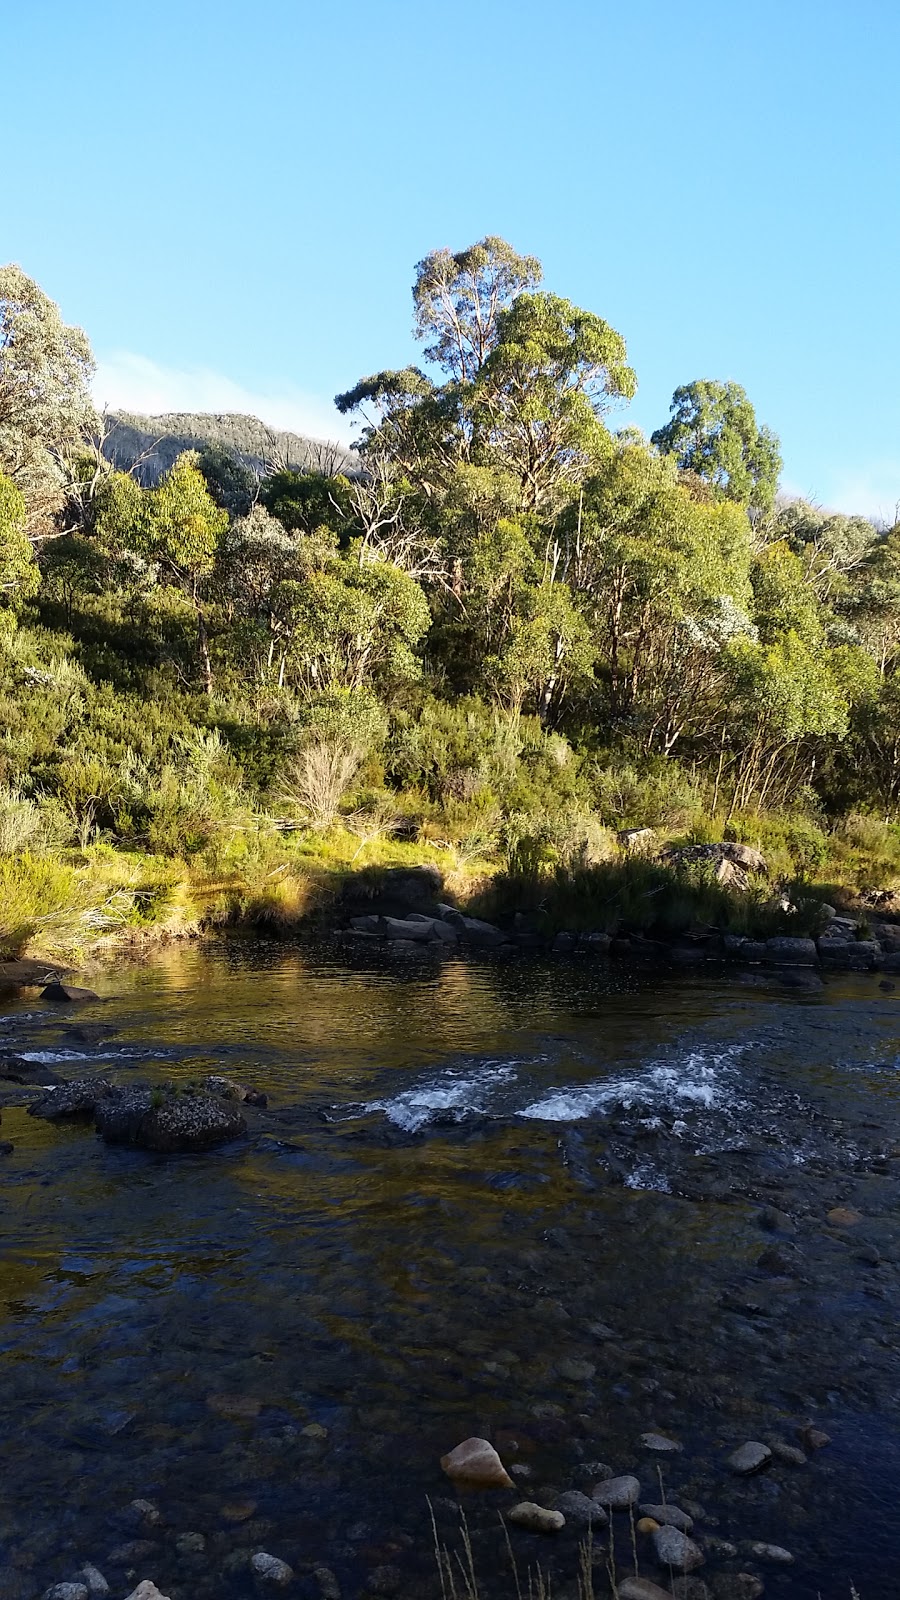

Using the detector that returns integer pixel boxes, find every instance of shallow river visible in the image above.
[2,941,900,1600]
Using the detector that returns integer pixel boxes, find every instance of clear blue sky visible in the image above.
[5,0,900,516]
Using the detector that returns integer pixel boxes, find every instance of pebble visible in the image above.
[251,1553,294,1586]
[587,1321,616,1340]
[798,1424,831,1451]
[636,1517,660,1534]
[302,1423,328,1440]
[441,1436,513,1488]
[592,1474,641,1508]
[639,1431,682,1452]
[639,1503,693,1533]
[769,1439,807,1466]
[222,1500,258,1523]
[725,1441,772,1475]
[652,1526,705,1573]
[175,1533,205,1555]
[44,1587,87,1600]
[507,1503,565,1534]
[129,1501,162,1528]
[554,1491,608,1528]
[745,1541,794,1563]
[80,1571,109,1600]
[558,1358,596,1381]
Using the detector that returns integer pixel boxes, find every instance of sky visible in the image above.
[4,0,900,518]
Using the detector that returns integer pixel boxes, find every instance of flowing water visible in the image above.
[2,941,900,1600]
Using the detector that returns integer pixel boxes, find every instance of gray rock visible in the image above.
[592,1474,641,1508]
[819,939,880,969]
[0,1050,63,1085]
[80,1570,109,1600]
[744,1542,794,1563]
[726,1440,772,1475]
[381,916,443,942]
[314,1567,341,1600]
[107,1543,159,1565]
[558,1358,595,1381]
[174,1533,205,1555]
[206,1074,267,1107]
[552,932,578,953]
[444,913,506,946]
[41,982,100,1003]
[130,1499,162,1527]
[618,1581,674,1600]
[639,1431,682,1453]
[671,1582,710,1600]
[651,1525,705,1572]
[554,1491,608,1528]
[95,1087,246,1152]
[251,1553,294,1586]
[765,936,817,966]
[122,1587,171,1600]
[44,1587,88,1600]
[639,1503,693,1533]
[579,931,611,952]
[507,1502,565,1534]
[708,1578,763,1600]
[28,1079,112,1121]
[769,1439,807,1466]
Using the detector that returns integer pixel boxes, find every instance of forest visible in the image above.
[2,240,900,955]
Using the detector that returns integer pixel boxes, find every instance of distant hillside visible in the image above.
[101,410,359,485]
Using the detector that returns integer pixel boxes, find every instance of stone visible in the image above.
[381,916,444,943]
[207,1392,262,1419]
[827,1206,862,1227]
[95,1087,246,1152]
[314,1567,340,1600]
[769,1439,807,1466]
[174,1533,205,1555]
[41,981,100,1002]
[618,828,656,853]
[756,1243,803,1276]
[130,1500,162,1527]
[28,1079,112,1121]
[221,1499,258,1523]
[122,1586,169,1600]
[639,1431,682,1453]
[726,1441,772,1475]
[107,1544,159,1565]
[651,1525,705,1572]
[709,1578,763,1600]
[367,1567,401,1596]
[80,1571,108,1600]
[618,1581,673,1600]
[0,1050,63,1085]
[797,1424,830,1451]
[552,932,578,953]
[671,1582,710,1600]
[444,913,506,947]
[554,1491,608,1528]
[636,1517,660,1534]
[764,937,817,966]
[440,1436,513,1488]
[507,1503,565,1534]
[592,1474,641,1509]
[744,1542,793,1563]
[44,1588,88,1600]
[558,1358,595,1381]
[251,1553,294,1586]
[639,1504,694,1534]
[206,1074,268,1107]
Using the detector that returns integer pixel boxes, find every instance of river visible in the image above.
[1,941,899,1600]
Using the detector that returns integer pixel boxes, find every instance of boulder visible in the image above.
[639,1504,693,1533]
[554,1491,608,1528]
[579,931,612,952]
[250,1554,294,1586]
[592,1474,641,1509]
[0,1050,63,1085]
[41,982,100,1003]
[744,1542,794,1563]
[818,939,880,969]
[28,1078,112,1121]
[95,1087,246,1152]
[443,913,506,947]
[651,1526,705,1572]
[618,828,656,854]
[440,1436,513,1488]
[726,1441,772,1475]
[123,1585,171,1600]
[206,1073,268,1107]
[381,916,443,942]
[80,1568,109,1599]
[507,1502,565,1534]
[764,937,817,966]
[723,937,767,963]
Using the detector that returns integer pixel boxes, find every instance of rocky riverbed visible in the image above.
[0,943,898,1599]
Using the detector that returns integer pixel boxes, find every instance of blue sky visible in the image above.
[5,0,900,517]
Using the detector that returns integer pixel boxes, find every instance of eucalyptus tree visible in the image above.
[652,380,782,515]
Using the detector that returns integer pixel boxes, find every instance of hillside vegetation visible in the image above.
[2,243,900,958]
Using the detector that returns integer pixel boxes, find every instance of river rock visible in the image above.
[554,1491,608,1527]
[827,1205,862,1227]
[381,916,444,942]
[440,1436,513,1487]
[444,913,506,947]
[206,1074,268,1107]
[367,1567,401,1595]
[507,1502,565,1534]
[28,1079,112,1121]
[108,1543,158,1565]
[558,1358,595,1381]
[44,1587,88,1600]
[130,1499,162,1526]
[765,937,817,966]
[652,1525,705,1572]
[756,1242,803,1275]
[80,1569,108,1598]
[95,1087,246,1152]
[174,1532,205,1555]
[42,981,100,1002]
[618,1580,674,1600]
[769,1439,807,1465]
[726,1441,772,1474]
[797,1424,830,1451]
[251,1553,294,1586]
[0,1050,63,1085]
[123,1588,170,1600]
[592,1474,641,1508]
[709,1578,763,1600]
[744,1542,793,1563]
[639,1504,693,1533]
[639,1431,682,1453]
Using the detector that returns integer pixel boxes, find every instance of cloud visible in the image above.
[92,351,353,447]
[821,464,900,524]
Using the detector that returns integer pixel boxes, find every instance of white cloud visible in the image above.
[821,464,900,524]
[92,351,353,447]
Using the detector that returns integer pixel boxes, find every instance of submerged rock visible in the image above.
[251,1553,294,1586]
[507,1502,565,1533]
[554,1490,608,1527]
[652,1526,705,1572]
[639,1431,682,1453]
[0,1050,63,1085]
[95,1087,246,1152]
[708,1578,763,1600]
[41,981,100,1002]
[80,1569,109,1599]
[44,1587,88,1600]
[28,1079,112,1121]
[592,1474,641,1508]
[123,1585,171,1600]
[618,1580,674,1600]
[726,1441,772,1475]
[639,1503,693,1533]
[798,1423,831,1451]
[440,1436,513,1488]
[206,1073,268,1107]
[744,1541,794,1563]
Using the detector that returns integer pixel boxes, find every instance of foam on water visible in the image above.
[355,1060,521,1131]
[520,1048,743,1122]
